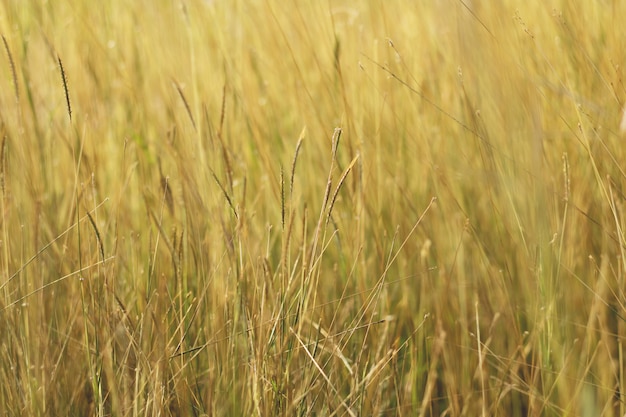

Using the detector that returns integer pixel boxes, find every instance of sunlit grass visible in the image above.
[0,1,625,416]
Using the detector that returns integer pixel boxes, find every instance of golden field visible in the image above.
[0,1,625,416]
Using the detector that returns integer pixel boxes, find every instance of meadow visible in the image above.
[0,1,625,416]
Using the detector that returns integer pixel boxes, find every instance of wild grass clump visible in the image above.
[0,1,625,416]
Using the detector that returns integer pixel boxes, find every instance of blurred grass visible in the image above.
[0,0,626,416]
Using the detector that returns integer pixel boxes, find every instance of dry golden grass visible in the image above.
[0,1,626,416]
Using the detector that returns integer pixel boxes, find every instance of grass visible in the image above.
[0,0,625,415]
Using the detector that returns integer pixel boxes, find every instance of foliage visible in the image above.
[0,1,625,416]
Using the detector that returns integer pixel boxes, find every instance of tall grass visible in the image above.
[0,1,625,415]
